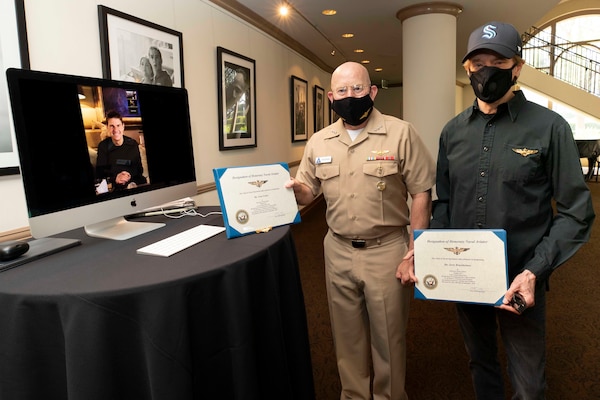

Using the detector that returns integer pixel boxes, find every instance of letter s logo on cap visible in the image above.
[482,24,497,39]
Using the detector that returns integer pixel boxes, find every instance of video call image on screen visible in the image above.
[80,85,151,194]
[7,68,197,239]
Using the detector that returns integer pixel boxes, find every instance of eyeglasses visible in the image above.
[333,84,370,96]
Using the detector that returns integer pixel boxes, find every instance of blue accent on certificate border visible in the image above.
[413,229,508,306]
[213,163,301,239]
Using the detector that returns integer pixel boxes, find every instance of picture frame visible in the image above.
[217,47,257,151]
[0,0,29,176]
[313,85,325,133]
[98,5,184,88]
[329,100,339,125]
[291,75,308,142]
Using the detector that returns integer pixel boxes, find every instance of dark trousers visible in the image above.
[456,287,547,400]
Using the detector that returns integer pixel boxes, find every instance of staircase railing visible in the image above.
[522,26,600,96]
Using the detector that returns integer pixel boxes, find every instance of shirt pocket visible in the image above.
[362,162,399,200]
[316,164,340,199]
[362,162,399,179]
[501,143,544,183]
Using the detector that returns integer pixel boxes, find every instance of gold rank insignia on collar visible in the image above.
[512,148,539,157]
[367,149,395,161]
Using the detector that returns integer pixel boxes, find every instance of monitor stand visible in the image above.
[84,216,165,240]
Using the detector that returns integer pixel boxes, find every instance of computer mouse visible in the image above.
[0,240,30,261]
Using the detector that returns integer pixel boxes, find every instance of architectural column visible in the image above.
[396,3,462,164]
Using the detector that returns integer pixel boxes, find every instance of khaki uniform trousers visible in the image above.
[324,228,411,400]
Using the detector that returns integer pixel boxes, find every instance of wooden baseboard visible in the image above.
[0,227,32,242]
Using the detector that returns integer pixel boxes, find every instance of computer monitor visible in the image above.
[6,68,197,240]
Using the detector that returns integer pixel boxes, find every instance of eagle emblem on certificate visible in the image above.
[248,180,268,188]
[444,246,470,255]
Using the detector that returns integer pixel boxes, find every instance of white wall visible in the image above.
[0,0,331,234]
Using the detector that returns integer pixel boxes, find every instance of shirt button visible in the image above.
[483,146,489,152]
[480,171,485,177]
[478,196,484,202]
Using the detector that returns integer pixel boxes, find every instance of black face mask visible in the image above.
[332,94,374,126]
[469,65,516,103]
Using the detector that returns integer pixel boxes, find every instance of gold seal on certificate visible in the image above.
[413,229,508,305]
[213,163,301,238]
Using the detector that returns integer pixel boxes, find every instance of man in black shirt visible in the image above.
[96,110,146,190]
[431,21,595,399]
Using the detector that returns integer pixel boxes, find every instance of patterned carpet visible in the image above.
[291,182,600,400]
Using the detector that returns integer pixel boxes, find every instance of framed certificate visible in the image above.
[413,229,508,305]
[213,163,301,239]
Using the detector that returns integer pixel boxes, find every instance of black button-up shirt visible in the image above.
[431,91,595,281]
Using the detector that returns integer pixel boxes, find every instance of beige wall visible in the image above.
[0,0,331,233]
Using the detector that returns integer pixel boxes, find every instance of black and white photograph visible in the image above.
[98,5,184,88]
[217,47,257,150]
[291,75,308,142]
[0,0,29,176]
[314,84,325,133]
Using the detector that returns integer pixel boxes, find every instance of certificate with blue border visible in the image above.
[213,163,301,239]
[413,229,508,305]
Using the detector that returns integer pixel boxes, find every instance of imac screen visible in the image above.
[6,68,197,240]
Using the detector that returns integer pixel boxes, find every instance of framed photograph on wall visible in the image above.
[217,47,257,151]
[329,100,339,125]
[291,75,308,142]
[98,5,184,88]
[0,0,30,176]
[313,85,325,133]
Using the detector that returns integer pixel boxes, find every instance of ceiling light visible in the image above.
[322,9,337,16]
[354,49,364,53]
[341,33,354,38]
[278,5,290,16]
[361,60,370,64]
[374,68,383,72]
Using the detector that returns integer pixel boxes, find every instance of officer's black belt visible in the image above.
[331,228,408,249]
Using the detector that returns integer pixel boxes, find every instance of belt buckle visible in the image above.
[351,239,366,248]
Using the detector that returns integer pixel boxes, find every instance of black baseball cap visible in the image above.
[462,22,522,63]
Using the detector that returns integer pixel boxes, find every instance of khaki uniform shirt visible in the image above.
[296,108,435,239]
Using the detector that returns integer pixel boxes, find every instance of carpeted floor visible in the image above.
[291,182,600,400]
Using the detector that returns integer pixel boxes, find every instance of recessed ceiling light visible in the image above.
[354,49,364,53]
[361,60,370,64]
[341,33,354,38]
[374,68,383,72]
[322,9,337,16]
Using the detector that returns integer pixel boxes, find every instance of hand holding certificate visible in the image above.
[213,163,301,238]
[413,229,508,305]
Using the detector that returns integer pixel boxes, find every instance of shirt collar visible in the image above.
[464,90,527,122]
[323,108,386,140]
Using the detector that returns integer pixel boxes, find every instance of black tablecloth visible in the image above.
[0,207,315,400]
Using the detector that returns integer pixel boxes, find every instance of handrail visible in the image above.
[522,26,600,96]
